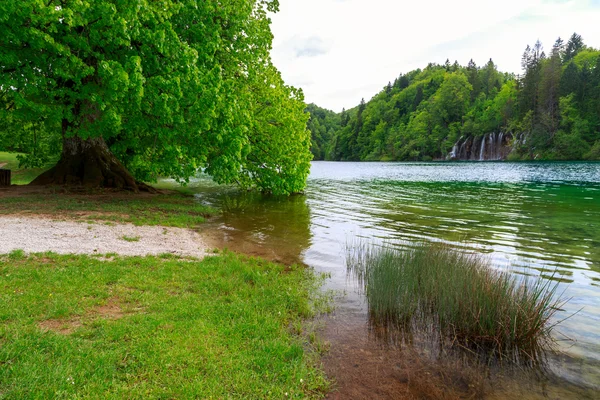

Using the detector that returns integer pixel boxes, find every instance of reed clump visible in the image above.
[347,242,565,362]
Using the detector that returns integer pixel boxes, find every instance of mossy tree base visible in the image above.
[30,137,154,193]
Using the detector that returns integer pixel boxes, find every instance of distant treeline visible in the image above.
[307,33,600,161]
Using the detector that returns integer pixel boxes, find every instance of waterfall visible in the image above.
[449,144,458,159]
[459,140,467,159]
[446,132,515,161]
[470,137,478,160]
[479,134,486,161]
[497,132,504,160]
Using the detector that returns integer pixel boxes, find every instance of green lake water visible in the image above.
[180,161,600,394]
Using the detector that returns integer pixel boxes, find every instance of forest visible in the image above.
[307,33,600,161]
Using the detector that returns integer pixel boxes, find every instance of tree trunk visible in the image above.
[31,136,153,192]
[0,169,10,186]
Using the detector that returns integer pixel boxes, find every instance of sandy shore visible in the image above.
[0,216,208,258]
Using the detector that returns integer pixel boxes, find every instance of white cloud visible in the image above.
[270,0,600,111]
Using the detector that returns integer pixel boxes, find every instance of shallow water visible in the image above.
[173,161,600,395]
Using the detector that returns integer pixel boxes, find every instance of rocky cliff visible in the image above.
[448,132,519,161]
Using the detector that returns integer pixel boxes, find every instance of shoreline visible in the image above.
[0,189,331,398]
[2,184,599,398]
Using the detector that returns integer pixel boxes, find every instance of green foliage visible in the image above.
[237,66,312,195]
[564,33,585,63]
[0,115,61,168]
[306,104,341,160]
[308,33,600,162]
[0,0,310,194]
[572,49,600,70]
[549,95,592,160]
[0,151,55,184]
[585,141,600,160]
[552,130,589,160]
[0,252,330,398]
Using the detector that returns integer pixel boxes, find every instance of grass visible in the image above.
[120,235,141,242]
[0,251,330,398]
[0,151,218,228]
[0,191,218,228]
[0,151,55,185]
[346,241,565,363]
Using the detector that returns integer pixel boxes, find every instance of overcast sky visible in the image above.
[270,0,600,112]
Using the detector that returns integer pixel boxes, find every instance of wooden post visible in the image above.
[0,169,11,186]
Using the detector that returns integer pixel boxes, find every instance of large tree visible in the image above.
[0,0,311,194]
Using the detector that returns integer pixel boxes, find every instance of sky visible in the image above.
[270,0,600,112]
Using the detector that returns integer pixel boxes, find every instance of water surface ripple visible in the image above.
[190,161,600,391]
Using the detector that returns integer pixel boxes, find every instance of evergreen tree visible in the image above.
[589,56,600,133]
[413,86,424,111]
[564,33,585,63]
[561,62,581,97]
[452,60,460,72]
[538,43,562,134]
[398,75,410,89]
[481,59,501,96]
[553,37,565,63]
[340,108,349,128]
[467,59,481,100]
[348,99,367,160]
[578,62,592,104]
[519,42,544,122]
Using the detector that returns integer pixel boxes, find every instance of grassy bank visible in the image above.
[347,242,564,362]
[0,190,218,228]
[0,151,54,185]
[0,151,218,227]
[0,251,330,398]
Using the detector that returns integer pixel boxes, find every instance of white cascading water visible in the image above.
[496,132,504,160]
[450,144,458,159]
[479,134,487,161]
[448,132,511,161]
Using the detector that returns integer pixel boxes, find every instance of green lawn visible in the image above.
[0,251,330,398]
[0,150,218,227]
[0,151,54,185]
[0,191,218,228]
[0,152,331,398]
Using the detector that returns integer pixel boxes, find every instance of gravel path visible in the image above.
[0,216,208,258]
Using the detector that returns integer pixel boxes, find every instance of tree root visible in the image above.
[31,137,157,193]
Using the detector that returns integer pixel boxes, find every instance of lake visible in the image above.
[176,161,600,396]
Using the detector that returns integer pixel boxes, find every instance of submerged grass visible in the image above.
[347,242,565,363]
[0,251,330,398]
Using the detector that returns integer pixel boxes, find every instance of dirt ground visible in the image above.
[0,186,207,258]
[0,216,208,258]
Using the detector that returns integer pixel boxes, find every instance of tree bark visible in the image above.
[0,169,10,186]
[30,136,153,192]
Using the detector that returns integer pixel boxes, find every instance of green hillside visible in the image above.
[308,33,600,162]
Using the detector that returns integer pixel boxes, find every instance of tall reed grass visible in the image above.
[347,242,565,363]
